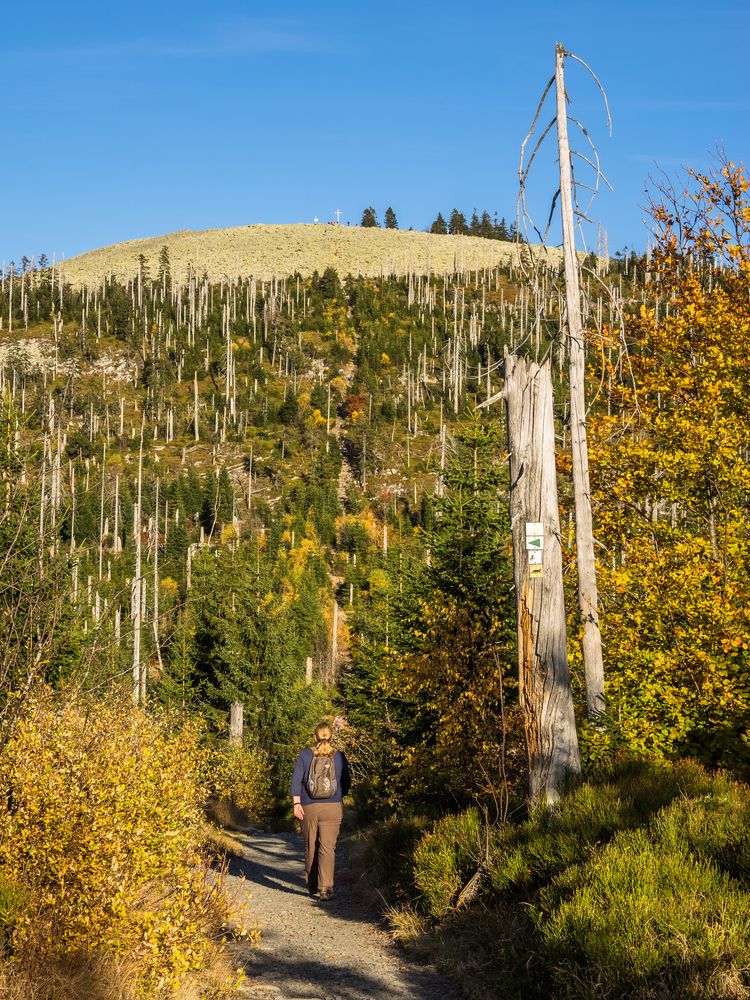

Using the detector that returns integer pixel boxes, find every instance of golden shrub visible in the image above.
[0,694,233,995]
[207,744,273,822]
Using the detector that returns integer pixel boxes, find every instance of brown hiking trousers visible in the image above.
[302,801,343,892]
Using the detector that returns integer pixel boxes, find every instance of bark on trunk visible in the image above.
[505,350,581,804]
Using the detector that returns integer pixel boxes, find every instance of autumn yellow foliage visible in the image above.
[587,161,750,769]
[207,743,273,821]
[0,694,235,996]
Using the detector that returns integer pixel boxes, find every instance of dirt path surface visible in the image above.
[226,829,459,1000]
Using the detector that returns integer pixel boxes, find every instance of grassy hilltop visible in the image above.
[58,222,556,286]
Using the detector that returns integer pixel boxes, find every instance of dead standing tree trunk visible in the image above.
[132,423,144,705]
[505,351,581,803]
[517,43,609,719]
[555,43,606,717]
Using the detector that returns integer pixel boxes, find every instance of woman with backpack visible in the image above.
[290,722,351,901]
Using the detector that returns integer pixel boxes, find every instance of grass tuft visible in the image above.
[538,828,750,998]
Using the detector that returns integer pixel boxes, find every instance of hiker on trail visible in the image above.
[290,722,351,901]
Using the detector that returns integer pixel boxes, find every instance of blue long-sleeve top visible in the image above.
[290,748,351,805]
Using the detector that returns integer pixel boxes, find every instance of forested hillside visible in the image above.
[1,163,749,998]
[0,233,625,772]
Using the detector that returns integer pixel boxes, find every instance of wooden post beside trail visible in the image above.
[555,42,605,718]
[229,702,244,745]
[505,351,581,804]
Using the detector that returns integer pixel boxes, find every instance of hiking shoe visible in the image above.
[318,888,333,901]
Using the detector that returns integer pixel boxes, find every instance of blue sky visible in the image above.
[1,0,747,264]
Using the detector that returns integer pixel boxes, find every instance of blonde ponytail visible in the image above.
[313,722,334,757]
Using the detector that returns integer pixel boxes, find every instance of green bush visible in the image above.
[413,808,483,918]
[489,781,628,892]
[489,759,719,893]
[357,815,428,903]
[0,876,26,938]
[651,775,750,885]
[538,829,750,998]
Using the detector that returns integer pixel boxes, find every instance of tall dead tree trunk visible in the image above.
[152,478,163,675]
[505,350,581,803]
[132,498,141,705]
[132,426,144,704]
[98,443,106,580]
[193,372,200,442]
[330,598,339,686]
[555,42,605,718]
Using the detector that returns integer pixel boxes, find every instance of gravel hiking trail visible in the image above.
[226,829,459,1000]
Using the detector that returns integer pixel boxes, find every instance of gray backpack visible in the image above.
[306,752,338,799]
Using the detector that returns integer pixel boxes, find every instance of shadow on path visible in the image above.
[226,829,459,1000]
[226,849,308,898]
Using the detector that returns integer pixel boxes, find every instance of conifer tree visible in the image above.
[200,469,234,534]
[158,245,171,292]
[278,392,300,426]
[318,266,341,300]
[344,421,515,804]
[188,548,327,791]
[138,253,150,285]
[186,469,204,520]
[216,468,234,526]
[361,207,379,228]
[448,209,469,235]
[158,607,199,709]
[165,509,189,569]
[384,207,398,229]
[429,212,448,235]
[479,210,493,239]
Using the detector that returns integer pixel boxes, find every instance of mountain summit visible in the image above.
[59,223,539,286]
